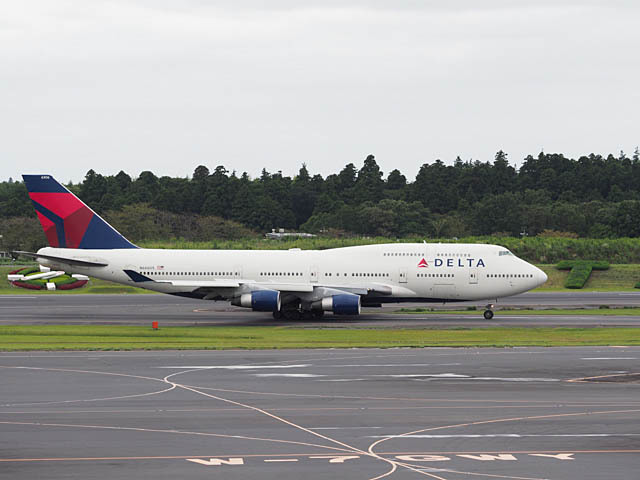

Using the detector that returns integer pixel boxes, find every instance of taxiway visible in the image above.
[2,292,640,327]
[1,347,639,479]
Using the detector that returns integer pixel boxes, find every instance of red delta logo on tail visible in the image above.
[417,258,428,268]
[22,175,137,250]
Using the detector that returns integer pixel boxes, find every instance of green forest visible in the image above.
[2,150,640,254]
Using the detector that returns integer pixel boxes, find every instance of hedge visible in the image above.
[556,260,610,289]
[8,267,87,290]
[556,260,610,271]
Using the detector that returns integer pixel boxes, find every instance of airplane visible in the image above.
[18,174,548,320]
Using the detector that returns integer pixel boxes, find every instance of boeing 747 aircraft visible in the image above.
[19,174,547,319]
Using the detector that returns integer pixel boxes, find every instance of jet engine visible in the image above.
[316,294,361,315]
[232,290,281,312]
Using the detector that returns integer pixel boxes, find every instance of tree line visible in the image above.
[2,149,640,249]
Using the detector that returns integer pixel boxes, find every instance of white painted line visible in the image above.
[312,426,383,430]
[468,377,560,382]
[158,364,310,370]
[264,458,298,462]
[371,373,469,378]
[253,373,325,378]
[311,363,461,367]
[369,373,559,382]
[316,378,365,382]
[582,357,637,360]
[370,433,640,438]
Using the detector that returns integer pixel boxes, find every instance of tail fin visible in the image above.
[22,174,137,249]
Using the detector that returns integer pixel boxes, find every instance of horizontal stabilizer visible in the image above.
[13,251,108,267]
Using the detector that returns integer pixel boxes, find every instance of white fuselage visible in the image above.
[35,243,547,303]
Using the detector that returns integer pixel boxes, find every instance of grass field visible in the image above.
[535,264,640,291]
[0,325,637,350]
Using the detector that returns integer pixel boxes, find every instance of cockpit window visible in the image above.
[498,250,513,256]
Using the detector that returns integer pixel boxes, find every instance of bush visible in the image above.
[8,267,87,290]
[556,260,610,270]
[538,229,579,238]
[557,260,610,289]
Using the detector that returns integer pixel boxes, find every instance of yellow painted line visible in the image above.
[0,453,334,462]
[566,372,640,383]
[5,403,640,415]
[379,449,640,455]
[2,450,639,463]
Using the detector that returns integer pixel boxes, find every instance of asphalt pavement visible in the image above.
[1,347,639,479]
[2,292,640,327]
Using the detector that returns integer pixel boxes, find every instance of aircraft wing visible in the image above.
[165,279,241,288]
[123,270,410,300]
[124,270,240,288]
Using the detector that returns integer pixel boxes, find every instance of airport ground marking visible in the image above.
[396,463,548,480]
[177,382,640,404]
[567,372,640,383]
[367,408,640,480]
[367,407,640,456]
[4,359,638,480]
[0,419,357,454]
[308,455,361,463]
[187,457,244,466]
[4,363,639,480]
[3,451,639,464]
[4,402,640,415]
[161,368,407,480]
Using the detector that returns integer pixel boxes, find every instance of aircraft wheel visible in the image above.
[272,310,283,319]
[283,310,301,321]
[483,310,494,320]
[312,310,325,319]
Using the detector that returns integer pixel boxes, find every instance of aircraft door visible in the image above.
[469,267,478,285]
[399,267,408,283]
[310,265,319,283]
[234,265,242,279]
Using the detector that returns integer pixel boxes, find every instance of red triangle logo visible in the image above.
[417,258,428,268]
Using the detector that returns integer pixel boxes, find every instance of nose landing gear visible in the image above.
[483,304,494,320]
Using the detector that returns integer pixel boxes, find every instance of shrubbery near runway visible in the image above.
[8,267,88,291]
[556,261,610,289]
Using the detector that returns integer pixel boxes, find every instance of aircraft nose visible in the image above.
[535,267,548,286]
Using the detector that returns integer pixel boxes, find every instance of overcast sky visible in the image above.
[2,0,638,183]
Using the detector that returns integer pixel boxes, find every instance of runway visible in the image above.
[1,348,639,479]
[2,292,640,327]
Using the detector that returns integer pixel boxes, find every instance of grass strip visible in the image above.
[396,307,640,316]
[0,325,638,351]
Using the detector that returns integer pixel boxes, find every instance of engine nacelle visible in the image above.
[232,290,281,312]
[319,294,361,315]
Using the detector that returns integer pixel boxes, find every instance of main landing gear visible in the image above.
[273,309,324,320]
[483,304,494,320]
